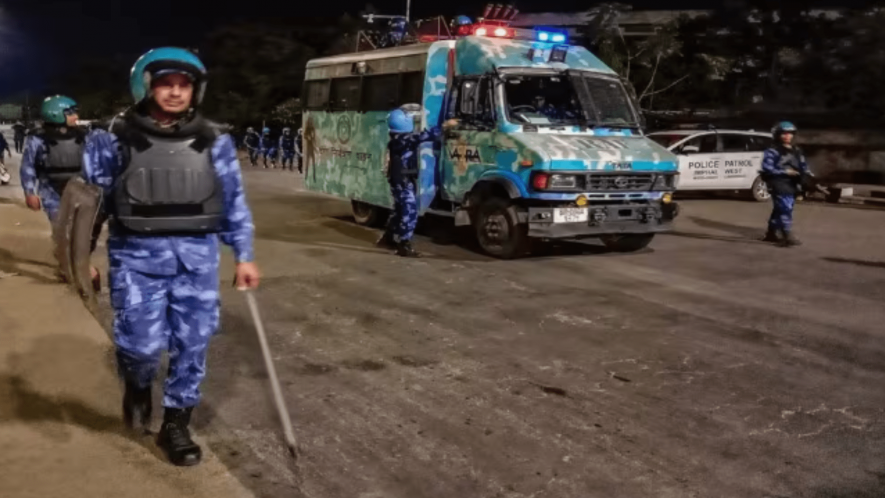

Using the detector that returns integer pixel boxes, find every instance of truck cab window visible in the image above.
[454,78,494,127]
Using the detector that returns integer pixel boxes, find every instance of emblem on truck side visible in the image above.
[336,115,353,144]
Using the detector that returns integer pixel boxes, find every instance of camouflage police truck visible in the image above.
[302,26,680,259]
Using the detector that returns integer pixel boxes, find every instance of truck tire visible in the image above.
[474,197,529,259]
[351,200,384,227]
[749,175,770,202]
[600,233,655,253]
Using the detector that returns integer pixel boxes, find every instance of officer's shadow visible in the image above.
[0,333,163,459]
[0,247,59,285]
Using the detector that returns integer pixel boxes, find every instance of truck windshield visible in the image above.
[503,73,639,129]
[572,73,640,128]
[503,74,583,126]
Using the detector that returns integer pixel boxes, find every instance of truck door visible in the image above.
[440,77,498,202]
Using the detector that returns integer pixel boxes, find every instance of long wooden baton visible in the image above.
[244,289,298,458]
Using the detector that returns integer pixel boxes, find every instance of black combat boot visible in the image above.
[395,240,420,258]
[780,231,802,247]
[376,231,397,249]
[122,382,152,432]
[157,407,202,467]
[761,228,781,243]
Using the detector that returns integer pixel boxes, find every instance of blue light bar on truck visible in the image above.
[536,31,566,43]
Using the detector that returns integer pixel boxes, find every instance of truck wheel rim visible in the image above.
[482,212,510,249]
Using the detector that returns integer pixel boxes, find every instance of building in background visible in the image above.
[0,103,23,124]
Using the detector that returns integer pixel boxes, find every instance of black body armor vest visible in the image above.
[37,127,85,193]
[280,135,295,150]
[111,114,224,234]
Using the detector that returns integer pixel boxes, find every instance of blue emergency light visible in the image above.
[536,31,566,43]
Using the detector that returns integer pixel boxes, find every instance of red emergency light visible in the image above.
[457,22,514,38]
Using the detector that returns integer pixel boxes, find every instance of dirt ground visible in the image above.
[3,145,885,498]
[190,166,885,498]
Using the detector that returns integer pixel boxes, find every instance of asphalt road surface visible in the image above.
[176,164,885,498]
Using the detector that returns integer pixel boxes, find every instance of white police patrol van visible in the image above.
[647,129,773,201]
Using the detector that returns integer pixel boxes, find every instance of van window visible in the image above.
[679,134,717,154]
[362,74,400,111]
[747,136,771,152]
[398,72,424,106]
[330,77,361,110]
[721,134,751,152]
[305,80,330,109]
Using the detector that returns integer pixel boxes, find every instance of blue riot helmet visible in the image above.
[263,127,270,134]
[388,108,414,134]
[41,95,78,125]
[454,15,472,26]
[772,121,797,141]
[130,47,207,107]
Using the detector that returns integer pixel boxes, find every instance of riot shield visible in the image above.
[52,178,103,307]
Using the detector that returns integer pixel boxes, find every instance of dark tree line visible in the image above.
[40,2,885,127]
[584,2,885,122]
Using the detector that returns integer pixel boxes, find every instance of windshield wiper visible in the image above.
[588,123,639,130]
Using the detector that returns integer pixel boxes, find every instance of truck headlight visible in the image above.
[549,174,578,189]
[653,174,676,191]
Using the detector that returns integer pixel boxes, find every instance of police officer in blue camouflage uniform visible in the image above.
[279,127,296,171]
[244,126,260,167]
[259,126,276,168]
[376,108,456,257]
[20,95,83,223]
[82,47,260,467]
[761,121,808,247]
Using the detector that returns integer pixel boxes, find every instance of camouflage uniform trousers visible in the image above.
[386,180,418,242]
[36,181,62,223]
[110,255,220,409]
[769,193,796,232]
[248,148,260,166]
[280,150,296,169]
[262,148,278,167]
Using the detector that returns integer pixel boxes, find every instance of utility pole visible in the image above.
[405,0,410,22]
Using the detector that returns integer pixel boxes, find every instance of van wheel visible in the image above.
[750,176,770,202]
[600,233,655,253]
[351,200,384,227]
[475,197,529,259]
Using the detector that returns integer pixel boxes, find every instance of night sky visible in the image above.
[0,0,867,98]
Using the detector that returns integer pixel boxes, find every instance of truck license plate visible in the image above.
[553,207,589,223]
